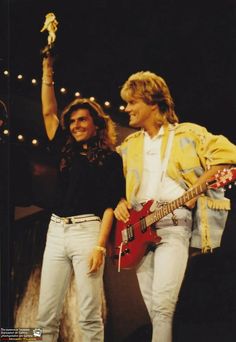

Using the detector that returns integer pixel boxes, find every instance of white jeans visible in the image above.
[36,215,104,342]
[136,208,192,342]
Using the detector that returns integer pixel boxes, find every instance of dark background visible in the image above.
[1,0,236,142]
[1,1,236,341]
[1,0,235,206]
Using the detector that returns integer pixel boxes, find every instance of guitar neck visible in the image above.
[146,183,207,227]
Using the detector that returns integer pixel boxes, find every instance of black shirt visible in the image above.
[49,127,125,218]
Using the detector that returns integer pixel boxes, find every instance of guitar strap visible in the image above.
[158,124,178,225]
[160,124,175,184]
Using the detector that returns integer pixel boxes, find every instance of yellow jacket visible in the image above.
[117,122,236,251]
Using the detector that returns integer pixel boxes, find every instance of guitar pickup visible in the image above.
[121,225,134,242]
[140,217,147,233]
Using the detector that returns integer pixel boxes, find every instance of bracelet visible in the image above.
[94,246,106,255]
[43,73,54,77]
[42,79,55,86]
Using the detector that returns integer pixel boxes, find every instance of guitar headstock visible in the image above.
[207,167,236,190]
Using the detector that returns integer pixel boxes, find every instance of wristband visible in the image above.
[42,79,55,86]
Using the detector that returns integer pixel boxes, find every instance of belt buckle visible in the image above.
[63,217,73,224]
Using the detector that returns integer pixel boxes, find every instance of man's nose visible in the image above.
[75,119,81,127]
[125,104,130,113]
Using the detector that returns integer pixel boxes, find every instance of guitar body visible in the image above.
[110,200,161,270]
[109,168,236,270]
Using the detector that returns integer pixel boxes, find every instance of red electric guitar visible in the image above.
[109,168,236,270]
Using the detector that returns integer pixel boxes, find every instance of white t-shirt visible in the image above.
[136,128,185,203]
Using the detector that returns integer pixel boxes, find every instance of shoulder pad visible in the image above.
[176,122,205,134]
[123,130,142,142]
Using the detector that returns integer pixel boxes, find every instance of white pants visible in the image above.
[36,215,104,342]
[136,208,192,342]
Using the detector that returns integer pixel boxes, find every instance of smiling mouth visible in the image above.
[73,131,87,139]
[73,130,86,134]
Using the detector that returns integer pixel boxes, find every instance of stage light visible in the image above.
[104,101,111,107]
[3,129,9,135]
[17,134,24,141]
[0,68,131,116]
[32,139,39,146]
[60,87,67,94]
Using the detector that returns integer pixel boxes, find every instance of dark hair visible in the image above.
[61,98,117,149]
[63,102,105,131]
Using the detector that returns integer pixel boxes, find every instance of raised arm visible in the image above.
[41,56,59,140]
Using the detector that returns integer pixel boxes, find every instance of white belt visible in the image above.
[51,213,101,225]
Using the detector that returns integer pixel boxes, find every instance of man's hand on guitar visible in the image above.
[114,198,131,223]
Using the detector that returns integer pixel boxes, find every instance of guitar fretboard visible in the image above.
[146,183,207,227]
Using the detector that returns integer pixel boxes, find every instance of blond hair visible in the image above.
[121,71,179,124]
